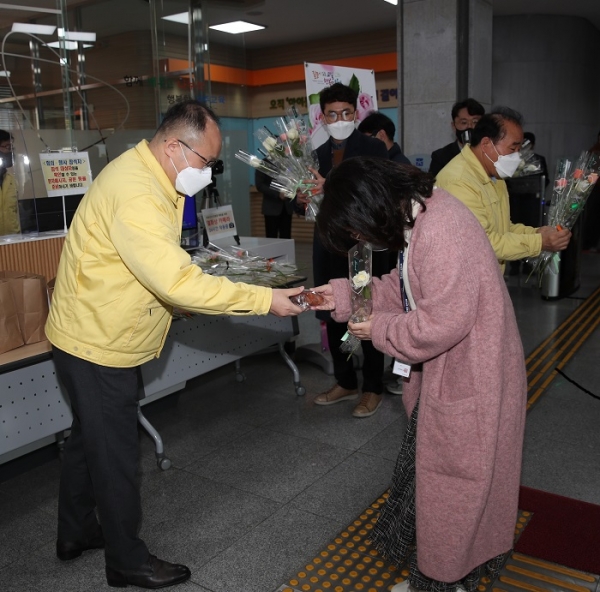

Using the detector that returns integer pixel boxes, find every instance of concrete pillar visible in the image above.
[399,0,493,160]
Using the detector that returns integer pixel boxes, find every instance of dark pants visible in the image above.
[264,211,292,239]
[326,320,384,394]
[53,346,150,571]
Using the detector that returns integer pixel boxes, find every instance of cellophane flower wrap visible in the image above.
[189,243,302,288]
[513,138,543,177]
[234,107,324,221]
[340,242,373,359]
[527,150,600,283]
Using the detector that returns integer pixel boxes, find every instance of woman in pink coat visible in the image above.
[311,157,527,592]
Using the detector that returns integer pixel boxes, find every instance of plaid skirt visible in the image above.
[369,399,508,592]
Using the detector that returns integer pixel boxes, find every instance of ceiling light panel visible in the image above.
[11,23,56,35]
[209,21,265,34]
[58,28,97,42]
[162,12,189,25]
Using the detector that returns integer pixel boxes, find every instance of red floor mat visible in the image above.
[516,486,600,575]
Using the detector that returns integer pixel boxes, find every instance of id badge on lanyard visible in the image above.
[393,250,412,378]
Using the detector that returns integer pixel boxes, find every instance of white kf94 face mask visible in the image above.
[326,120,356,141]
[486,143,521,179]
[171,144,213,196]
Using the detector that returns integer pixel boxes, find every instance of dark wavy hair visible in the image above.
[319,83,358,111]
[316,157,434,255]
[451,98,485,120]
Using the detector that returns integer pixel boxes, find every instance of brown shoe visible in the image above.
[314,384,359,406]
[352,392,383,418]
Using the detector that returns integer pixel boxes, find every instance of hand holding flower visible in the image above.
[348,316,373,341]
[537,226,572,252]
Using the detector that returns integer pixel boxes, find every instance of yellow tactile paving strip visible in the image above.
[278,505,599,592]
[525,284,600,410]
[279,286,600,592]
[277,493,410,592]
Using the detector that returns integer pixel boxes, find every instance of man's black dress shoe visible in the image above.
[56,529,105,561]
[106,555,191,589]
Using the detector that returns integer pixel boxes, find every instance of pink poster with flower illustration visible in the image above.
[304,62,378,150]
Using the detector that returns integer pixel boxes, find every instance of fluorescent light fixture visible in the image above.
[0,70,10,77]
[57,28,97,42]
[0,4,60,15]
[209,21,264,34]
[162,12,188,25]
[11,22,57,35]
[47,41,94,50]
[384,0,398,4]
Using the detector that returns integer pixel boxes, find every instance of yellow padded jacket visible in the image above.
[45,140,272,368]
[0,171,20,235]
[435,145,542,272]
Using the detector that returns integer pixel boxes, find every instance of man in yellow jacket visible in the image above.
[0,130,20,235]
[435,107,570,273]
[45,101,304,589]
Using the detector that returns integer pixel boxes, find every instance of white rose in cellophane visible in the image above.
[352,270,370,289]
[262,137,278,151]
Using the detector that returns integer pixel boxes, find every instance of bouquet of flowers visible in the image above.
[340,242,373,359]
[513,138,543,177]
[527,150,600,283]
[235,107,324,221]
[190,243,303,287]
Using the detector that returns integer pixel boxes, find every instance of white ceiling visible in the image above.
[0,0,599,49]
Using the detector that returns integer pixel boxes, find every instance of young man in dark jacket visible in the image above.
[301,83,393,417]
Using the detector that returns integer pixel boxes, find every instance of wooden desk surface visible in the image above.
[0,340,52,370]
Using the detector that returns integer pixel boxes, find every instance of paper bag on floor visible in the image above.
[0,279,24,354]
[0,271,49,344]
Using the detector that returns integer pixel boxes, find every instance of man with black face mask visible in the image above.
[0,129,20,235]
[429,98,485,177]
[298,83,392,418]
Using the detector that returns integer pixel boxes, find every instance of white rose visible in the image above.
[287,127,299,140]
[352,270,371,289]
[248,155,262,167]
[576,179,591,193]
[262,137,278,151]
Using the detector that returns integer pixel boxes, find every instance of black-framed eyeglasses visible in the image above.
[178,139,219,169]
[323,109,355,123]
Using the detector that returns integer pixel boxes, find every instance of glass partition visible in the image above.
[0,0,260,239]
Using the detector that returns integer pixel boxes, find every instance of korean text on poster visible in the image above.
[39,152,93,197]
[201,205,238,241]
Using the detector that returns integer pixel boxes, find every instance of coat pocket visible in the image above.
[418,395,484,481]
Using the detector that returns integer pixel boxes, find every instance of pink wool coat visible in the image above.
[330,188,527,582]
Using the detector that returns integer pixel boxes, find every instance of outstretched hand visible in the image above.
[308,284,336,310]
[270,286,305,316]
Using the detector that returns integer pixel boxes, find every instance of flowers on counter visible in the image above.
[190,243,303,288]
[527,150,600,283]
